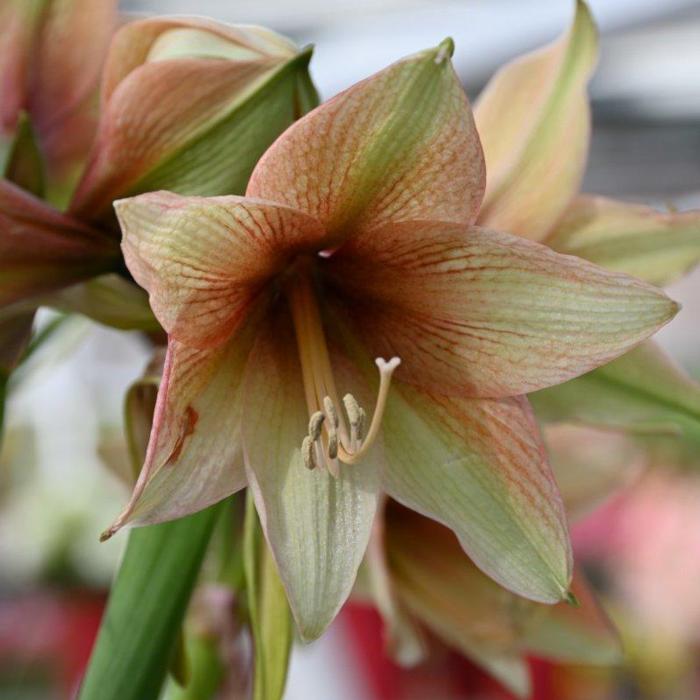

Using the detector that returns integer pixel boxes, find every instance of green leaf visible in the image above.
[531,341,700,442]
[244,491,293,700]
[78,506,222,700]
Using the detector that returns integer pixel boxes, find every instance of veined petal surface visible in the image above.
[116,191,327,349]
[247,39,484,243]
[328,221,677,398]
[381,384,572,603]
[102,326,254,539]
[241,316,379,641]
[475,1,598,240]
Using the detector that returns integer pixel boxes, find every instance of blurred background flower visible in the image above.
[1,1,699,699]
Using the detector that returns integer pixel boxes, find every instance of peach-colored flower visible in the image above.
[109,38,677,640]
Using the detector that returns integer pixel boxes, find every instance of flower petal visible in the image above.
[475,1,598,240]
[71,19,313,222]
[116,191,327,349]
[531,340,700,442]
[328,221,678,398]
[545,195,700,285]
[247,39,484,242]
[101,325,255,539]
[386,505,620,668]
[241,316,379,641]
[381,383,572,603]
[0,178,119,306]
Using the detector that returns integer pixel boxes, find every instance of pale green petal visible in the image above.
[382,384,572,603]
[531,341,700,442]
[241,317,379,641]
[546,195,700,286]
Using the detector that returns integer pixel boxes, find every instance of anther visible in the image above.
[302,436,316,470]
[323,396,339,428]
[327,429,339,460]
[308,411,325,441]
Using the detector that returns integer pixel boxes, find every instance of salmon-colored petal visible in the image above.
[381,384,572,603]
[386,505,620,669]
[328,220,678,398]
[116,191,327,349]
[475,1,598,240]
[72,59,283,220]
[0,178,119,306]
[101,322,257,539]
[28,0,117,173]
[545,195,700,285]
[241,314,379,641]
[101,17,296,101]
[247,39,484,242]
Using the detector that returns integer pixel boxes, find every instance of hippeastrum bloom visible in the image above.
[107,38,677,640]
[0,0,117,196]
[377,502,620,698]
[473,0,700,437]
[70,17,317,226]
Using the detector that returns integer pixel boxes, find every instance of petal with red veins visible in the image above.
[381,384,572,603]
[101,320,257,539]
[247,39,484,243]
[241,315,379,641]
[116,191,327,349]
[475,1,597,240]
[328,220,678,398]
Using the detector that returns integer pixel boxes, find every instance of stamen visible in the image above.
[308,411,325,441]
[302,436,316,470]
[286,268,402,475]
[338,357,401,464]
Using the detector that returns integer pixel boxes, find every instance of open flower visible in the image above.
[109,39,677,640]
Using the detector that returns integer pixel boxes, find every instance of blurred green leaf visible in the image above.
[531,341,700,443]
[78,506,222,700]
[244,492,293,700]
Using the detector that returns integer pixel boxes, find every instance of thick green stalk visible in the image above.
[78,505,222,700]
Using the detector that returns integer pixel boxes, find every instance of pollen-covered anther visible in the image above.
[308,411,325,441]
[302,435,316,470]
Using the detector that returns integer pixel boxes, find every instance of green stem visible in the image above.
[78,505,222,700]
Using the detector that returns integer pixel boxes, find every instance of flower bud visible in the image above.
[70,17,318,224]
[0,0,117,196]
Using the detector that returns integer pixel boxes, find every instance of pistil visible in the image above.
[286,268,400,475]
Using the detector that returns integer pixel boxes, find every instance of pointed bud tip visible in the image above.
[434,37,455,63]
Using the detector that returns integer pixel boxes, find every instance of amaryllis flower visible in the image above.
[108,38,677,640]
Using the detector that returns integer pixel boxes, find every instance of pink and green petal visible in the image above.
[328,220,677,398]
[0,178,119,306]
[116,191,327,349]
[101,326,256,539]
[241,317,379,641]
[545,195,700,285]
[381,383,572,604]
[475,0,598,240]
[386,507,620,671]
[100,18,296,100]
[247,39,484,243]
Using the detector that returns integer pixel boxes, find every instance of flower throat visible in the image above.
[286,270,400,477]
